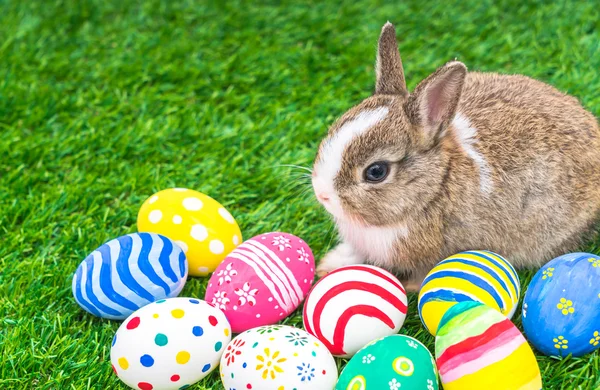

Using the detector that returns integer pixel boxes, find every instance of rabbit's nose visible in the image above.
[317,193,330,202]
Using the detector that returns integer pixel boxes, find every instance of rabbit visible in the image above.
[311,22,600,292]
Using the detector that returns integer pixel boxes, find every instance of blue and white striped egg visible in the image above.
[72,233,188,320]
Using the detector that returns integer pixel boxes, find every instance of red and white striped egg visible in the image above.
[205,232,315,333]
[303,265,408,358]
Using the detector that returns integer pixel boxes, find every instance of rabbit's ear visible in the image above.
[375,22,408,96]
[405,61,467,140]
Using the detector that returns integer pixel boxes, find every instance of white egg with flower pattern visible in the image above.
[220,325,338,390]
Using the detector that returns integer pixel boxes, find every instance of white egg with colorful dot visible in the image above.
[220,325,338,390]
[137,188,242,277]
[111,297,231,390]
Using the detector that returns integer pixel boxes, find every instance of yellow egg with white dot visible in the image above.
[137,188,242,276]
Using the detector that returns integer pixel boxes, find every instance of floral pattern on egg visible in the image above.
[522,252,600,357]
[336,334,438,390]
[137,188,242,276]
[205,232,315,333]
[220,325,337,390]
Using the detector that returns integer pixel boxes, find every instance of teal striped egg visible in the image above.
[72,233,188,320]
[418,250,520,336]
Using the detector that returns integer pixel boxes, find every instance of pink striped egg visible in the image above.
[205,232,315,333]
[303,265,408,358]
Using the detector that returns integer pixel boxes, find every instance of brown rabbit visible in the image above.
[311,22,600,291]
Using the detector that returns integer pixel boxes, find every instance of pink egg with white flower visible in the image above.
[205,232,315,333]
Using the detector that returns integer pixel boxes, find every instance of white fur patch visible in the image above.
[313,107,389,219]
[317,242,364,274]
[317,107,389,178]
[337,221,408,267]
[452,113,493,194]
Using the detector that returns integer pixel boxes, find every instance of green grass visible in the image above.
[1,0,599,388]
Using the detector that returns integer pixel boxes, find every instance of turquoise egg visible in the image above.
[336,335,438,390]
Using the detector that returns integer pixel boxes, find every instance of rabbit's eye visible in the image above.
[364,162,389,183]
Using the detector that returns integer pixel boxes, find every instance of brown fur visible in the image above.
[312,23,600,290]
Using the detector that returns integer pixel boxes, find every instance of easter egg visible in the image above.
[137,188,242,277]
[418,250,520,336]
[336,334,438,390]
[205,232,315,333]
[111,297,231,390]
[435,301,542,390]
[303,264,407,358]
[72,232,188,320]
[522,252,600,357]
[220,325,337,390]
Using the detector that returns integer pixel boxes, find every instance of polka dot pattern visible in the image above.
[118,357,129,370]
[137,188,243,276]
[155,333,168,346]
[126,317,140,330]
[182,197,203,211]
[190,224,208,242]
[148,210,162,224]
[140,354,154,367]
[176,351,190,364]
[209,239,225,254]
[138,382,153,390]
[218,207,235,223]
[110,298,231,389]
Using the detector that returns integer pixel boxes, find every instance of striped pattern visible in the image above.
[228,239,304,312]
[303,265,407,358]
[72,233,188,320]
[418,250,520,336]
[205,232,314,333]
[435,302,542,390]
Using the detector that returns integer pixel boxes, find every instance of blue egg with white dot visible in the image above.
[72,232,189,320]
[522,252,600,357]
